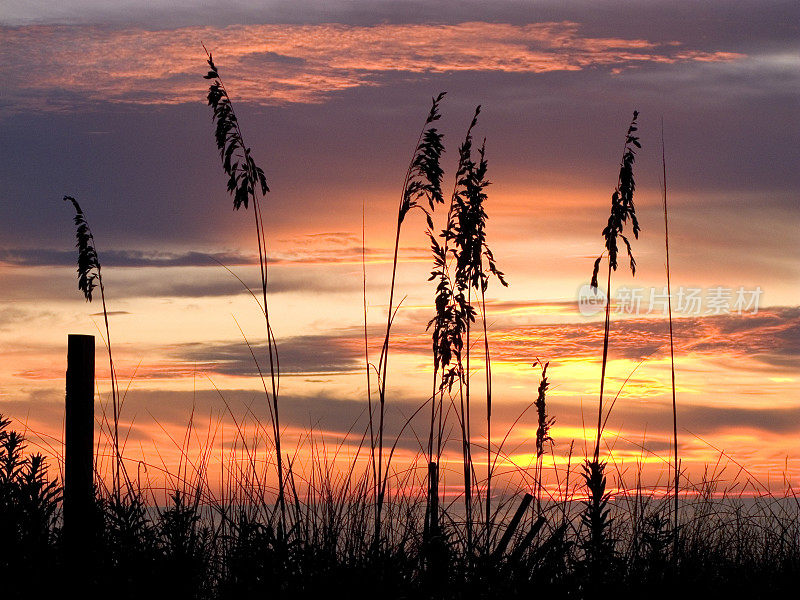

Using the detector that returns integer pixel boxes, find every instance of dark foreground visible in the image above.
[2,417,798,599]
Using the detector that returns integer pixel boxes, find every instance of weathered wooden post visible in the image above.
[493,492,533,558]
[423,461,443,580]
[427,461,439,534]
[64,334,95,554]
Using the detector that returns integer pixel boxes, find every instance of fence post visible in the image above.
[493,492,533,558]
[428,461,439,534]
[64,334,95,556]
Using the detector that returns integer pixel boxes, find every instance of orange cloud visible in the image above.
[0,22,744,109]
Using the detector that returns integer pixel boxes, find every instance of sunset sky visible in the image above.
[0,1,798,498]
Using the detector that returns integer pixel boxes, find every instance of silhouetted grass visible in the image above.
[64,195,124,495]
[2,414,799,599]
[375,90,446,548]
[661,122,680,550]
[589,110,641,461]
[580,112,641,586]
[203,49,286,530]
[423,104,508,555]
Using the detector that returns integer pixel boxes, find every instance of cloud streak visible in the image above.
[0,21,743,110]
[173,333,363,376]
[149,306,800,379]
[383,306,800,368]
[0,235,418,269]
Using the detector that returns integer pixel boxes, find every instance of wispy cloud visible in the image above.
[0,21,743,110]
[77,306,800,379]
[173,333,363,376]
[0,237,418,269]
[0,248,256,268]
[487,306,800,368]
[369,306,800,368]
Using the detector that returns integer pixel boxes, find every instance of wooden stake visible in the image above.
[64,334,95,554]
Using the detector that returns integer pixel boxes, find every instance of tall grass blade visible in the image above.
[202,50,286,529]
[589,110,641,461]
[661,120,679,554]
[63,195,122,497]
[375,91,446,548]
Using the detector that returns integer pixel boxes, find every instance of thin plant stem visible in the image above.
[97,280,120,498]
[595,261,612,462]
[481,285,492,553]
[662,121,679,551]
[362,201,377,512]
